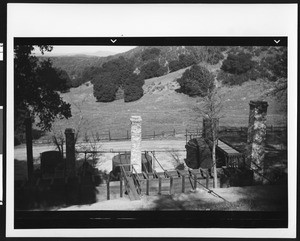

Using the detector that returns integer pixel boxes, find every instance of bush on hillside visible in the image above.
[139,61,164,79]
[206,50,224,65]
[179,54,197,67]
[218,71,249,86]
[92,57,139,102]
[176,65,214,97]
[93,73,118,102]
[124,74,145,87]
[141,48,161,61]
[169,60,182,72]
[261,49,287,80]
[81,66,102,84]
[221,52,255,75]
[169,54,197,73]
[124,85,144,102]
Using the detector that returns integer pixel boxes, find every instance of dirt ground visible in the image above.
[56,184,287,212]
[14,139,187,180]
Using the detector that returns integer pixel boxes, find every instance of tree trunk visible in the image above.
[25,117,33,184]
[212,139,217,188]
[211,120,218,188]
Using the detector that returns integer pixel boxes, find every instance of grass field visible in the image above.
[41,67,287,142]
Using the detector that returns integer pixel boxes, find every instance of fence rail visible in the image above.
[32,125,287,145]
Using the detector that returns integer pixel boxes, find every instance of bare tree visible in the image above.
[193,87,224,188]
[50,92,88,159]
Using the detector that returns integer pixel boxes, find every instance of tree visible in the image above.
[141,47,161,61]
[36,59,72,93]
[93,75,118,102]
[124,85,144,102]
[177,65,214,97]
[14,45,72,182]
[193,88,224,188]
[139,61,163,79]
[15,45,72,131]
[221,52,255,75]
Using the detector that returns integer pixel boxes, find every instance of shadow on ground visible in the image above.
[148,184,288,211]
[14,159,107,210]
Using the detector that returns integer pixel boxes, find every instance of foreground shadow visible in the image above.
[15,159,107,210]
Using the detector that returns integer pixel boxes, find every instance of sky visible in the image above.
[34,46,136,57]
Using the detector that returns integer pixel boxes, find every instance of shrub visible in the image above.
[261,50,287,79]
[92,57,138,102]
[93,76,118,102]
[141,48,161,61]
[218,71,249,86]
[139,61,163,79]
[124,85,144,102]
[169,54,197,73]
[205,48,224,65]
[177,65,214,97]
[169,60,182,72]
[179,54,197,67]
[221,52,255,75]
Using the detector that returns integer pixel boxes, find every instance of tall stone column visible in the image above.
[130,116,142,173]
[246,101,268,184]
[65,128,76,177]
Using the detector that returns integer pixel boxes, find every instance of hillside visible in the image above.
[31,45,287,142]
[44,46,224,86]
[45,65,286,142]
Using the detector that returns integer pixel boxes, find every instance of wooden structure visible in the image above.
[216,138,245,168]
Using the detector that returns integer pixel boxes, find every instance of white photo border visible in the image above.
[6,3,298,238]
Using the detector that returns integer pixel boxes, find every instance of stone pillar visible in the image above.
[65,128,76,177]
[246,101,268,184]
[130,116,142,173]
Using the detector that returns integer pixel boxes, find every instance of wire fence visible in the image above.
[32,125,287,145]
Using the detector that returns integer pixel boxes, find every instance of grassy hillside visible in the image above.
[44,66,286,142]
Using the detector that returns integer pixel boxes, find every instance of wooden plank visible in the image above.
[165,170,179,178]
[126,177,141,200]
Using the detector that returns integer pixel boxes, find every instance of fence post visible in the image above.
[127,130,129,140]
[206,170,209,189]
[193,174,197,190]
[170,176,173,195]
[181,175,185,193]
[120,178,123,197]
[158,177,162,195]
[108,130,111,141]
[154,131,155,138]
[146,179,150,195]
[107,180,110,200]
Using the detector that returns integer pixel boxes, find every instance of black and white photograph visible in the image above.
[4,3,297,239]
[14,42,288,211]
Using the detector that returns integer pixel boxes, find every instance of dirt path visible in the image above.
[14,139,187,179]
